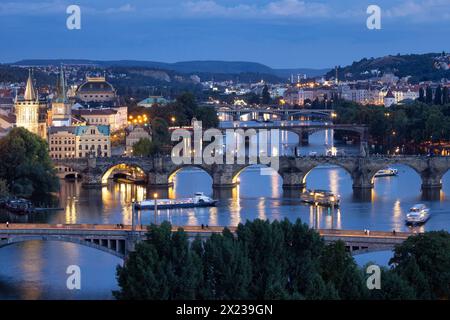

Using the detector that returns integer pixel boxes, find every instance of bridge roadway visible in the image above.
[0,223,413,259]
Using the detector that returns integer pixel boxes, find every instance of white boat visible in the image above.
[405,204,431,225]
[374,168,398,177]
[135,192,217,210]
[300,189,340,207]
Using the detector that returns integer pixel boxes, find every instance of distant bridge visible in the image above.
[216,107,334,121]
[218,122,368,147]
[54,155,450,200]
[0,223,413,259]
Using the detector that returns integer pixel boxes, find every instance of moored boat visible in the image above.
[135,192,217,210]
[300,189,340,207]
[405,204,431,225]
[374,168,398,177]
[3,198,35,215]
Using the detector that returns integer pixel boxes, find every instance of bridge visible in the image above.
[218,121,368,148]
[0,223,413,259]
[216,106,334,121]
[54,155,450,200]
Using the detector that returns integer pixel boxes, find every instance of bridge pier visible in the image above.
[300,131,309,146]
[281,172,306,189]
[147,172,173,188]
[81,172,106,188]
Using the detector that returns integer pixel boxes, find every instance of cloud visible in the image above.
[0,1,67,15]
[384,0,450,20]
[105,4,136,14]
[183,0,331,18]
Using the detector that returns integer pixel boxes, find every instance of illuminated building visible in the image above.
[14,70,48,139]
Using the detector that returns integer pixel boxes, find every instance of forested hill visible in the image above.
[326,52,450,83]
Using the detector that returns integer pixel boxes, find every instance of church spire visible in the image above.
[24,68,36,101]
[56,65,67,102]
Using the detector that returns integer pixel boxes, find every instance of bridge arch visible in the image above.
[231,164,282,185]
[302,162,354,186]
[0,236,126,259]
[168,165,214,188]
[101,163,148,184]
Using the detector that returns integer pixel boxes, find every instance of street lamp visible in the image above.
[153,193,158,225]
[131,197,136,231]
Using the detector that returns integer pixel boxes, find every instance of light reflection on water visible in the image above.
[0,130,450,299]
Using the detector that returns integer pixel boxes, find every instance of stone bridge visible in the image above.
[53,155,450,200]
[0,223,414,259]
[219,122,368,147]
[216,107,334,121]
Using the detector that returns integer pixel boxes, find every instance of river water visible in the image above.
[1,128,450,299]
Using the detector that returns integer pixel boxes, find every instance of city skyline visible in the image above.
[1,0,449,68]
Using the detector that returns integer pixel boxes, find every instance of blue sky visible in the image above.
[0,0,449,68]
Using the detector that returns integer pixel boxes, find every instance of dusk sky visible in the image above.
[0,0,449,68]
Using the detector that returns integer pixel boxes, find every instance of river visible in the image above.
[1,127,450,299]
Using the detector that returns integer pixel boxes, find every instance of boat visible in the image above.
[113,173,146,185]
[374,168,398,177]
[300,189,340,207]
[135,192,218,210]
[3,198,35,215]
[405,204,431,225]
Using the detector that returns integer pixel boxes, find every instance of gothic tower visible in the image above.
[51,66,72,126]
[15,69,48,139]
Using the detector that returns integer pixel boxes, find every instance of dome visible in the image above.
[76,77,115,94]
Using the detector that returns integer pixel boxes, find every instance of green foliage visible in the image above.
[326,53,450,83]
[137,92,219,130]
[0,128,59,198]
[261,85,271,105]
[132,138,161,156]
[115,219,369,300]
[389,231,450,299]
[320,241,366,299]
[334,100,450,153]
[0,179,9,199]
[367,265,416,300]
[151,117,170,146]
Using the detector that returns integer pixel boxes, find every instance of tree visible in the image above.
[367,266,416,300]
[0,179,9,199]
[0,128,59,198]
[320,241,366,299]
[199,232,252,299]
[425,86,433,104]
[194,106,219,129]
[151,117,170,146]
[418,87,425,102]
[434,85,442,105]
[132,138,160,156]
[389,231,450,299]
[443,86,449,105]
[261,85,271,105]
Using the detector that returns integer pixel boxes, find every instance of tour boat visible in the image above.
[3,199,35,215]
[405,204,431,225]
[300,189,340,207]
[113,173,146,185]
[135,192,218,210]
[374,168,398,177]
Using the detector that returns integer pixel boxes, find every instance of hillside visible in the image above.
[326,52,450,83]
[12,59,329,79]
